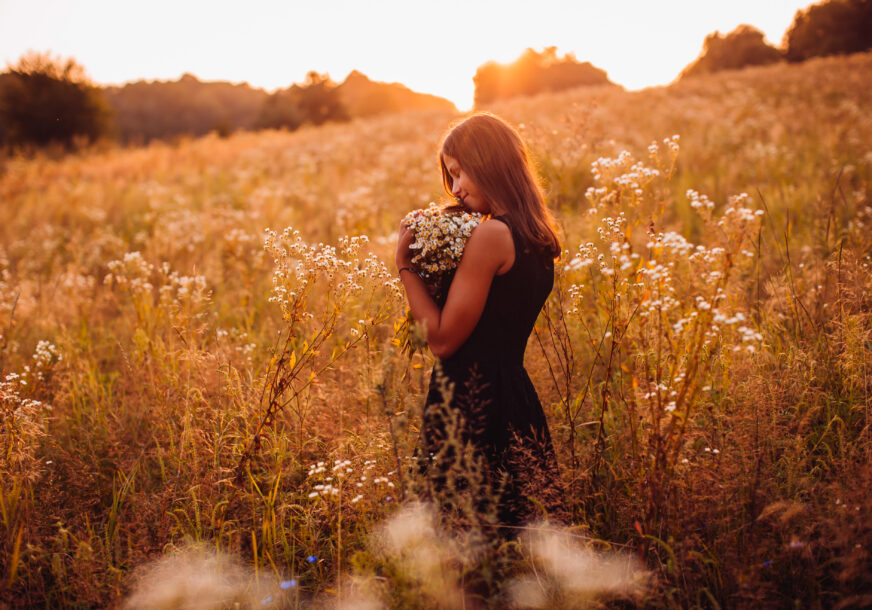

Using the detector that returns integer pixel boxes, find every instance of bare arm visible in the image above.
[396,219,514,359]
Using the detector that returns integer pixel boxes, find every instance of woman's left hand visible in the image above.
[395,221,414,270]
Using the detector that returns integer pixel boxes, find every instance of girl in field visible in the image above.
[395,112,564,528]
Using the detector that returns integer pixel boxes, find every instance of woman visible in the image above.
[395,112,564,528]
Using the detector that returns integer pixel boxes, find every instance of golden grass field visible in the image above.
[1,52,871,608]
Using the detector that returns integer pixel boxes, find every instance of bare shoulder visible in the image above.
[463,218,514,272]
[468,218,512,245]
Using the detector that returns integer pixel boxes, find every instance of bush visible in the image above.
[0,52,112,148]
[680,25,783,79]
[784,0,872,62]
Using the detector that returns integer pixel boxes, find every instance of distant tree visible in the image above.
[0,51,112,147]
[334,70,455,118]
[473,47,614,106]
[679,25,783,79]
[103,73,267,143]
[783,0,872,62]
[290,72,349,126]
[253,90,304,131]
[0,73,13,145]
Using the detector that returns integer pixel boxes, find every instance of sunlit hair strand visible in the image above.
[439,112,560,259]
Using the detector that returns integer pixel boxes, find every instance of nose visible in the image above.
[451,179,461,196]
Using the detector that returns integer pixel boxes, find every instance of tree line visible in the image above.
[679,0,871,79]
[1,0,870,149]
[0,61,453,150]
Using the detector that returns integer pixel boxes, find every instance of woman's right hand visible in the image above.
[395,220,414,270]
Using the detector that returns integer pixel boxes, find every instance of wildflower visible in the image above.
[401,203,484,298]
[280,579,297,589]
[306,555,317,563]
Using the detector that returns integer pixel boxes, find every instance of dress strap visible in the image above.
[491,215,511,229]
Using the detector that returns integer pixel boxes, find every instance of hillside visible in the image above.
[1,52,870,608]
[336,70,456,117]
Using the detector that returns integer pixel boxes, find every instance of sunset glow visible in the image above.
[1,0,815,109]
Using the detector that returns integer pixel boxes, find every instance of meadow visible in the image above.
[1,51,871,608]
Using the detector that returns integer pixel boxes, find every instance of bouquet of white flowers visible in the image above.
[402,202,484,303]
[397,203,484,357]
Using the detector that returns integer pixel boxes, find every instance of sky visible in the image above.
[0,0,814,110]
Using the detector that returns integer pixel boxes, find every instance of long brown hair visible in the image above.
[440,112,560,259]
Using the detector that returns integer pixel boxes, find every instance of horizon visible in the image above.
[0,0,815,110]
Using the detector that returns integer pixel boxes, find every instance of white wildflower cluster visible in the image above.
[148,208,207,256]
[718,194,765,238]
[222,228,257,260]
[0,249,16,319]
[561,139,766,435]
[264,228,401,324]
[216,328,258,361]
[735,325,764,353]
[157,263,211,319]
[646,134,681,159]
[4,340,63,390]
[402,203,484,289]
[586,138,677,212]
[104,251,154,296]
[305,458,394,506]
[637,368,696,417]
[686,189,715,218]
[1,372,50,478]
[58,271,97,294]
[566,242,596,272]
[30,340,62,382]
[105,252,213,326]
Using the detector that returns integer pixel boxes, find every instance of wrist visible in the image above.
[398,266,418,279]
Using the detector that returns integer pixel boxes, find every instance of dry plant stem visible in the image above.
[377,378,406,501]
[757,189,816,335]
[235,310,366,482]
[782,211,817,332]
[0,292,18,373]
[592,316,617,473]
[534,287,578,468]
[823,165,844,255]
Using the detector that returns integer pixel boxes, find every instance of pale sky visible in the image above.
[0,0,813,110]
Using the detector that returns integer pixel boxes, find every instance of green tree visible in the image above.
[679,25,783,80]
[783,0,872,62]
[0,51,112,147]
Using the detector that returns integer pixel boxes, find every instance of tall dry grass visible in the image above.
[1,52,870,607]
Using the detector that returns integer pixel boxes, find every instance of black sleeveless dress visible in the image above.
[418,218,564,527]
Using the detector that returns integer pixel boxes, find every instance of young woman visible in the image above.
[395,112,564,527]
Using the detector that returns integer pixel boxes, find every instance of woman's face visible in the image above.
[443,153,490,214]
